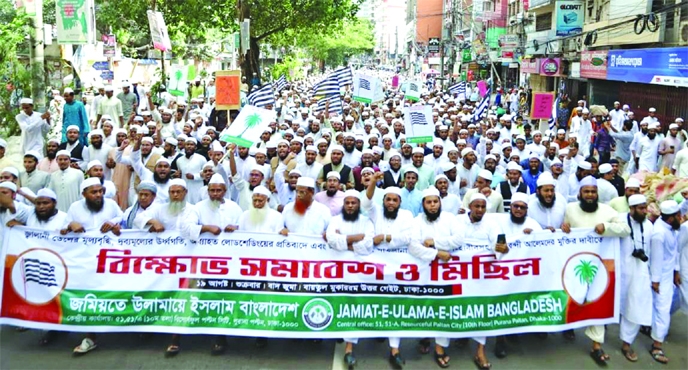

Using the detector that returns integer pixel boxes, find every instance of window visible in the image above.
[536,12,552,31]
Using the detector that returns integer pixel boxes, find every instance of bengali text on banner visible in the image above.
[0,228,619,338]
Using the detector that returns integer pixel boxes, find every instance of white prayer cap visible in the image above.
[404,167,419,176]
[669,123,679,130]
[582,108,590,114]
[63,87,74,94]
[469,192,487,205]
[362,148,375,156]
[20,98,33,105]
[432,139,444,148]
[66,125,80,132]
[326,171,341,180]
[511,192,529,205]
[23,150,43,162]
[86,160,103,171]
[266,141,278,149]
[648,122,660,130]
[141,137,154,144]
[625,178,641,188]
[515,135,526,142]
[141,110,152,116]
[146,121,156,127]
[478,169,492,181]
[598,163,612,174]
[0,182,17,192]
[412,147,425,155]
[361,167,375,175]
[577,161,592,170]
[579,175,597,188]
[506,162,522,172]
[252,185,271,197]
[649,107,656,113]
[203,161,215,169]
[56,150,71,158]
[80,177,101,192]
[461,148,474,157]
[208,174,225,185]
[165,137,178,147]
[536,172,557,188]
[575,107,583,111]
[440,162,456,173]
[372,146,383,155]
[384,186,402,197]
[343,189,359,200]
[435,174,449,183]
[0,138,6,148]
[155,157,170,166]
[484,154,497,162]
[1,167,18,177]
[296,177,315,189]
[185,137,198,144]
[550,142,560,150]
[422,186,440,199]
[133,116,144,122]
[291,136,304,145]
[559,148,569,156]
[137,180,158,194]
[88,129,104,138]
[528,152,540,161]
[36,188,57,200]
[659,200,679,215]
[388,151,401,160]
[675,117,684,123]
[628,194,646,207]
[550,158,563,167]
[289,169,302,177]
[169,178,187,189]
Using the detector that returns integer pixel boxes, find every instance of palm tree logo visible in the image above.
[574,260,598,303]
[238,112,262,139]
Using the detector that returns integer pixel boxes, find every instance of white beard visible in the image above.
[248,206,268,226]
[168,201,186,216]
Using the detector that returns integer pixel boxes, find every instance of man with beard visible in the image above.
[14,188,67,230]
[618,195,653,363]
[158,108,177,139]
[48,150,84,212]
[83,130,113,180]
[163,137,182,162]
[609,120,635,173]
[561,176,630,365]
[636,122,661,172]
[658,123,681,171]
[276,169,301,212]
[118,137,173,204]
[527,173,567,232]
[382,151,403,188]
[188,173,241,243]
[496,162,528,212]
[239,186,284,232]
[317,146,354,191]
[175,137,207,204]
[457,148,479,197]
[37,139,61,173]
[17,97,51,154]
[435,174,461,214]
[59,125,87,170]
[134,179,199,356]
[482,155,505,188]
[342,133,363,168]
[280,177,331,236]
[314,171,346,216]
[85,160,117,199]
[462,170,504,214]
[326,190,374,369]
[96,86,124,128]
[520,154,542,193]
[646,200,682,365]
[353,149,379,191]
[0,182,32,248]
[315,138,330,164]
[228,143,273,211]
[131,136,161,189]
[424,139,445,168]
[20,151,50,193]
[494,192,544,357]
[567,161,592,202]
[61,177,123,356]
[295,145,322,179]
[401,147,434,191]
[122,181,157,229]
[596,164,618,204]
[400,168,423,216]
[108,130,132,209]
[607,159,626,196]
[609,178,641,214]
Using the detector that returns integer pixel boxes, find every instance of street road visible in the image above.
[1,313,686,369]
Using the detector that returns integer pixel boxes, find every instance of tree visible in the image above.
[236,0,361,82]
[0,3,32,136]
[300,19,374,69]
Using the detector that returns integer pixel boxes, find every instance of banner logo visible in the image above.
[302,298,334,330]
[562,252,609,305]
[11,249,68,305]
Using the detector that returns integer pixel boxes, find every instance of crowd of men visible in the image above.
[2,73,688,369]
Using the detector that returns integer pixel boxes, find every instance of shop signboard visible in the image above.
[607,47,688,87]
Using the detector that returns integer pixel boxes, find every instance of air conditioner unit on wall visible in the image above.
[680,21,688,45]
[547,40,562,53]
[567,37,583,52]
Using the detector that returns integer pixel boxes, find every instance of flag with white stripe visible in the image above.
[315,94,343,115]
[353,74,377,103]
[409,111,427,125]
[404,81,421,101]
[23,258,58,287]
[449,81,467,101]
[472,88,491,123]
[273,74,287,93]
[247,84,276,108]
[548,97,560,130]
[333,66,353,88]
[312,74,340,98]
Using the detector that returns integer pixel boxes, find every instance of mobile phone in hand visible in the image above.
[497,234,506,244]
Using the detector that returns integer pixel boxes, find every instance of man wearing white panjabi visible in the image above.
[17,97,50,154]
[280,177,331,236]
[238,186,284,233]
[325,190,374,369]
[636,122,661,172]
[678,222,688,316]
[84,129,113,181]
[123,137,173,204]
[596,164,618,204]
[618,195,653,363]
[175,137,207,204]
[48,150,84,212]
[188,174,242,242]
[24,188,68,230]
[528,172,567,232]
[648,200,681,365]
[0,182,32,248]
[122,181,157,229]
[561,175,630,366]
[362,176,414,369]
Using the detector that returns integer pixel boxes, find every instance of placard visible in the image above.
[530,92,555,119]
[215,70,241,110]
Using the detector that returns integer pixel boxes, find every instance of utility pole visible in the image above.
[151,0,166,88]
[30,0,46,109]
